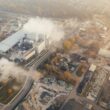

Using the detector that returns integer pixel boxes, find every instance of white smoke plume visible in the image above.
[23,17,65,43]
[0,58,28,82]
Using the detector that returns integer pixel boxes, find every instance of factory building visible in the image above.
[0,29,49,63]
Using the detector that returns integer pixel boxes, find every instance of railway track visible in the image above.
[25,49,51,69]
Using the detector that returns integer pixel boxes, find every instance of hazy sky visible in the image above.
[0,0,110,18]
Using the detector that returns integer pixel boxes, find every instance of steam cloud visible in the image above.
[0,58,28,82]
[23,17,65,43]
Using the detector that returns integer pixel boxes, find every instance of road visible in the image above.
[2,77,34,110]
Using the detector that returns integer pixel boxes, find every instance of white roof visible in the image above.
[89,64,96,72]
[0,30,26,53]
[98,48,110,58]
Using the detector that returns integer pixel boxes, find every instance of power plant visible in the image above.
[0,31,48,61]
[0,13,110,110]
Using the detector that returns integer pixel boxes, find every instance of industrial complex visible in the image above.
[0,13,110,110]
[0,30,50,64]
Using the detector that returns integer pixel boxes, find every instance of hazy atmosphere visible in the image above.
[0,1,110,110]
[0,0,110,19]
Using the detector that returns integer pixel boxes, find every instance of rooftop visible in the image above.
[0,30,26,53]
